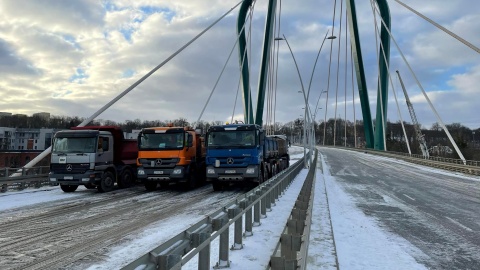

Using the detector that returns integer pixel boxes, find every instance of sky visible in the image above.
[0,147,430,269]
[0,0,479,129]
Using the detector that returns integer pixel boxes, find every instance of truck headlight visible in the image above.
[138,169,145,175]
[173,169,182,174]
[246,168,255,174]
[207,168,215,174]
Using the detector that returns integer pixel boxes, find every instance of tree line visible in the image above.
[1,114,478,160]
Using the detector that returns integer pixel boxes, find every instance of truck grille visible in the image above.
[139,158,179,168]
[50,163,90,174]
[208,157,250,167]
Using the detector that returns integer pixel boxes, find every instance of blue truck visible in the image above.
[205,123,289,191]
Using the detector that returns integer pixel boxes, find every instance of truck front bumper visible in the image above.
[206,165,258,181]
[137,166,186,182]
[49,171,98,185]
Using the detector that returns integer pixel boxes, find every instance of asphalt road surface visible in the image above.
[319,147,480,269]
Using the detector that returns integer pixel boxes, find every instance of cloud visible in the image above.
[0,0,478,130]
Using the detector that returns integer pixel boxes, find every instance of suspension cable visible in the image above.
[350,44,357,147]
[323,0,338,145]
[344,5,348,147]
[371,4,467,163]
[195,1,255,128]
[333,0,344,146]
[394,0,479,54]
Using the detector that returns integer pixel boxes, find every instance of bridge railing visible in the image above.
[326,146,480,176]
[121,157,306,270]
[0,166,51,192]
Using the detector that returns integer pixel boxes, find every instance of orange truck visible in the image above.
[136,126,206,190]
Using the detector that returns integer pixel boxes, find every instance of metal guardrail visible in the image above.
[121,157,306,270]
[269,150,317,269]
[327,146,480,176]
[0,166,51,192]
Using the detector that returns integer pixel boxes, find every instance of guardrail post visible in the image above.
[192,232,210,270]
[265,184,272,211]
[259,189,267,218]
[229,207,243,250]
[1,184,7,193]
[213,215,230,269]
[244,196,253,236]
[253,192,261,226]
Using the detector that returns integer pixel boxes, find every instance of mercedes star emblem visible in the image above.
[227,158,234,165]
[155,159,163,165]
[66,164,73,171]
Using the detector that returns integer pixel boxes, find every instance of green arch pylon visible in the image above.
[346,0,391,150]
[237,0,277,125]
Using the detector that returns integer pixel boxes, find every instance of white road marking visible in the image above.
[403,194,416,201]
[446,216,473,232]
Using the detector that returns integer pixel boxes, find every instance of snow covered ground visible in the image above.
[3,146,471,269]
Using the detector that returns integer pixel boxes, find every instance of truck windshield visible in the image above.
[207,131,256,148]
[139,132,185,150]
[52,137,96,153]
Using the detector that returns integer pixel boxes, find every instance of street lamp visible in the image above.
[275,35,311,168]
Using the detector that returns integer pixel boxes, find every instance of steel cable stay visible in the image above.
[272,0,282,135]
[394,0,480,54]
[323,0,338,145]
[344,7,348,147]
[333,0,344,146]
[350,45,357,148]
[370,4,467,163]
[194,1,257,128]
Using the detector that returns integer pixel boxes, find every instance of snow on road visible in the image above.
[1,146,461,269]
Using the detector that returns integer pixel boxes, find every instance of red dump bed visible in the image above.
[71,126,138,165]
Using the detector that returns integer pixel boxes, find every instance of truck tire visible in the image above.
[118,168,134,189]
[145,181,158,191]
[98,171,115,193]
[60,184,78,193]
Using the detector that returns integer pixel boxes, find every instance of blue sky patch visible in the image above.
[69,68,88,83]
[139,6,176,22]
[122,69,135,78]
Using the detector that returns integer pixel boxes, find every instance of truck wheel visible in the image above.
[145,182,157,191]
[60,184,78,193]
[212,181,223,191]
[98,171,115,193]
[118,168,134,189]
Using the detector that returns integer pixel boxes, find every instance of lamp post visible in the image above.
[275,35,311,168]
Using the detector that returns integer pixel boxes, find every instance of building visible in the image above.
[0,127,56,168]
[0,112,12,117]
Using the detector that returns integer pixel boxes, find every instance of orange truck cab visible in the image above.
[136,126,206,190]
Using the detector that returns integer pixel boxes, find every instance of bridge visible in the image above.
[1,0,479,269]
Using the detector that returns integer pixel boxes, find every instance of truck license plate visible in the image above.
[154,171,164,175]
[64,176,73,180]
[225,170,236,174]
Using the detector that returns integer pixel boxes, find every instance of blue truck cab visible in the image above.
[205,124,269,191]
